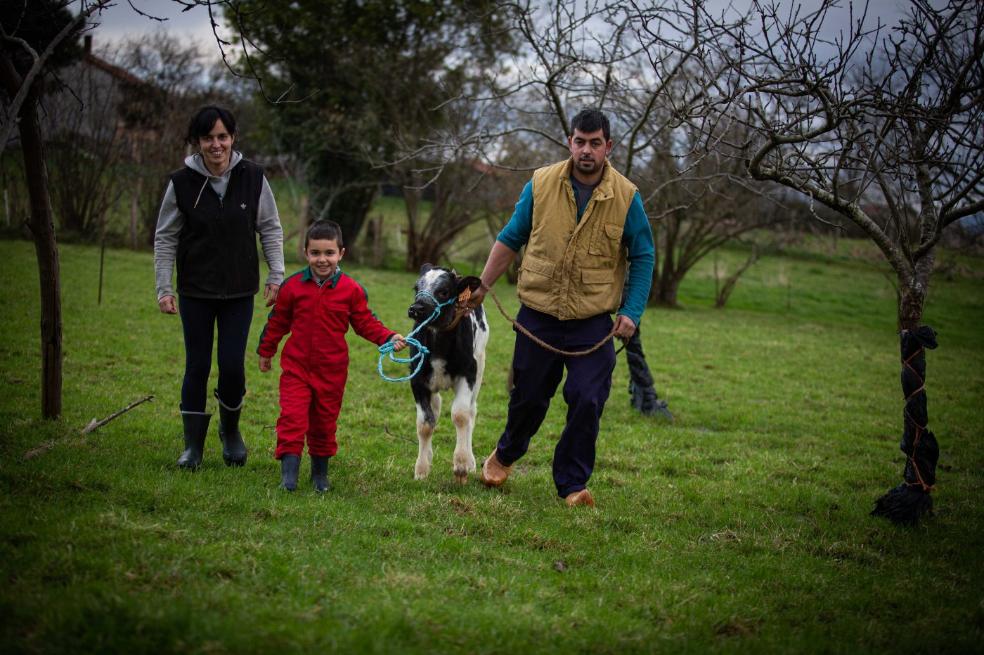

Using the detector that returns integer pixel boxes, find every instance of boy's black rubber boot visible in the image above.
[280,455,301,491]
[177,412,211,470]
[215,392,248,467]
[311,456,330,493]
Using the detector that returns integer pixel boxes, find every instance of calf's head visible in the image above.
[408,264,481,329]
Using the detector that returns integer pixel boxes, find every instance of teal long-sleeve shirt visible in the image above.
[496,179,655,326]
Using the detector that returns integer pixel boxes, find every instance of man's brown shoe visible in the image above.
[480,449,513,488]
[564,489,595,507]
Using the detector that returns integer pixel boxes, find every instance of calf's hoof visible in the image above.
[454,470,468,485]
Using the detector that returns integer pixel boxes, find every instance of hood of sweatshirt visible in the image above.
[184,150,243,179]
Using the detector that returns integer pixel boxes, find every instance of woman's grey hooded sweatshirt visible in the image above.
[154,151,285,300]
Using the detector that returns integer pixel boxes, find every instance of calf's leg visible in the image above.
[450,380,478,484]
[414,392,441,480]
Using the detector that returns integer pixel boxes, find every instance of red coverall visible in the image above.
[257,268,396,459]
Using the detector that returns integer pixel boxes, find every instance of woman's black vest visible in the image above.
[170,159,264,299]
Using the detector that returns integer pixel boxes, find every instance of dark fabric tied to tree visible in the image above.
[871,325,939,525]
[624,329,673,420]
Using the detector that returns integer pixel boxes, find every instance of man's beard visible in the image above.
[576,157,600,173]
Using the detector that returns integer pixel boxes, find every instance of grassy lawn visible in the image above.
[0,238,982,654]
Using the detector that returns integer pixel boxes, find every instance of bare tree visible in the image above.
[721,0,984,523]
[1,0,96,419]
[44,41,129,240]
[0,0,253,418]
[640,117,788,306]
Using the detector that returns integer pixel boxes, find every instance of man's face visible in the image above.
[568,128,612,176]
[305,238,344,280]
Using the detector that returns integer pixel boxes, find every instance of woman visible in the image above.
[154,106,285,470]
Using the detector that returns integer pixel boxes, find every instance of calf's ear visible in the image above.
[419,263,434,276]
[456,275,482,294]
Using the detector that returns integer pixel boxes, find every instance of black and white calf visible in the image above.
[407,264,488,484]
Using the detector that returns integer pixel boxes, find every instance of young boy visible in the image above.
[258,220,406,492]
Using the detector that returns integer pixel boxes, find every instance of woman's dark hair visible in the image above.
[186,106,237,146]
[570,108,611,141]
[305,220,344,249]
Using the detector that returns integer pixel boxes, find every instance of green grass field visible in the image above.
[1,238,982,654]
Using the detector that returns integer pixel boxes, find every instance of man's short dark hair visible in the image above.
[570,109,610,141]
[305,220,344,249]
[186,106,238,146]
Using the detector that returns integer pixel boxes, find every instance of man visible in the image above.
[468,109,655,507]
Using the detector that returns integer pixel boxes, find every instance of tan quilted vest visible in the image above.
[517,159,636,320]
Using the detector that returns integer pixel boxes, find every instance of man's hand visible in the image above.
[264,283,281,307]
[259,355,272,372]
[467,283,489,310]
[613,314,637,340]
[158,295,177,314]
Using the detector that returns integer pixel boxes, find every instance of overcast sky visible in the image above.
[83,0,227,58]
[83,0,912,61]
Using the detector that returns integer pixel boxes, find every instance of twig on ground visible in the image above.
[23,395,155,460]
[80,395,154,435]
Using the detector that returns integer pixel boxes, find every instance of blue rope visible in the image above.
[377,290,457,382]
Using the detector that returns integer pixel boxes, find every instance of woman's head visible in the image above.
[187,106,237,174]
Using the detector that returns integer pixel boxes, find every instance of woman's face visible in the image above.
[198,119,234,174]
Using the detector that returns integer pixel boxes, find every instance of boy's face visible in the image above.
[305,238,344,280]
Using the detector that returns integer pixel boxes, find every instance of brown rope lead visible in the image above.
[903,344,934,492]
[485,288,621,357]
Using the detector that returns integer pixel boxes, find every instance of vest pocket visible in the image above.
[588,222,623,258]
[519,253,556,279]
[581,268,614,284]
[579,267,618,316]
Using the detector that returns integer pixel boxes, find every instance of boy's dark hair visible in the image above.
[305,220,344,249]
[186,106,237,146]
[570,109,611,141]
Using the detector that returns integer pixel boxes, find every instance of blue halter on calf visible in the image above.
[377,289,458,383]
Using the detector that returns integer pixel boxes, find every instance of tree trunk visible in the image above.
[403,188,421,271]
[871,270,938,524]
[19,87,63,419]
[296,194,310,262]
[130,176,141,250]
[715,248,760,308]
[650,272,682,307]
[317,184,375,261]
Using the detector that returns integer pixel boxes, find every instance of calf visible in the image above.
[407,264,488,484]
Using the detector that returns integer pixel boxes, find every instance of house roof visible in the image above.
[81,52,145,88]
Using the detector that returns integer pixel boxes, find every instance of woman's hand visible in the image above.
[259,355,272,372]
[264,283,280,307]
[158,295,177,314]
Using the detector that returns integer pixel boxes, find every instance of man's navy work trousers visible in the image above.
[494,305,616,497]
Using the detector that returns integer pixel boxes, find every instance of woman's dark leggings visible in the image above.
[178,295,254,412]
